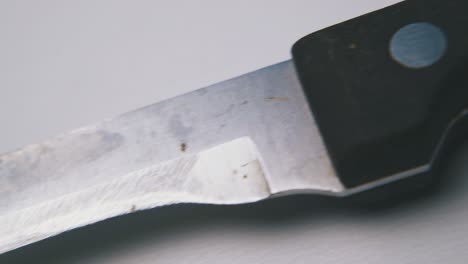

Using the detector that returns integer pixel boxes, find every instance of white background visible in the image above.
[3,1,468,263]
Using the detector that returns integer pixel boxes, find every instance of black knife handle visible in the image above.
[292,0,468,188]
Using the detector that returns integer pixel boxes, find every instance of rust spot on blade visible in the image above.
[180,143,187,152]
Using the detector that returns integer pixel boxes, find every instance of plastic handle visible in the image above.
[292,0,468,188]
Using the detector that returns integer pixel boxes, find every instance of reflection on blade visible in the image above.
[1,138,270,253]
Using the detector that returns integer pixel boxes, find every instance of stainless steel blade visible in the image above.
[0,61,344,253]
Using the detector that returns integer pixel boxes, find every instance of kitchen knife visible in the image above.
[2,0,467,254]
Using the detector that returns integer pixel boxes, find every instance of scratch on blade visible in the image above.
[0,137,270,254]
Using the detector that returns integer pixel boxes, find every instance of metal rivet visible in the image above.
[390,22,447,69]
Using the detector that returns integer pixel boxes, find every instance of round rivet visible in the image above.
[390,22,447,69]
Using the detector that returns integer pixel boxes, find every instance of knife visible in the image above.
[1,0,467,254]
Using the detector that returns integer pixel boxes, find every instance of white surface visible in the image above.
[5,1,468,264]
[0,0,400,153]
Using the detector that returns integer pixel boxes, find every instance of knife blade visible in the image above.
[0,60,343,253]
[2,0,468,254]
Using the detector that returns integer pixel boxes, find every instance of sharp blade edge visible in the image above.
[0,137,270,253]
